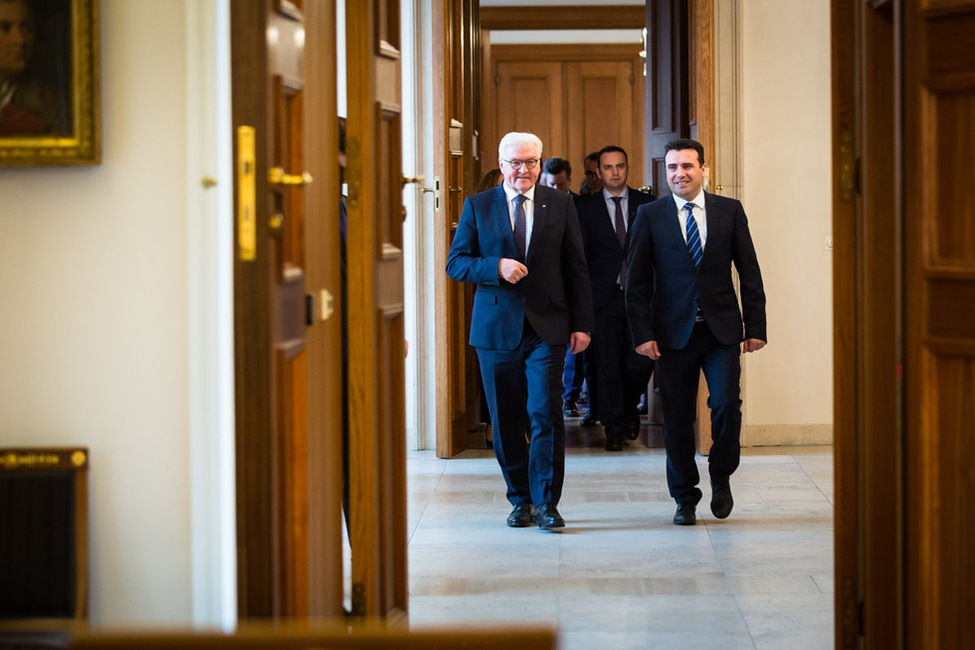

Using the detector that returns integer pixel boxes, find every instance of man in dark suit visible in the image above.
[540,156,586,418]
[577,145,655,451]
[447,132,593,530]
[626,138,766,525]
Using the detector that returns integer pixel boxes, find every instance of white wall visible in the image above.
[741,0,833,444]
[0,1,198,624]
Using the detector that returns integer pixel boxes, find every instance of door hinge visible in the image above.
[840,578,861,644]
[494,74,500,86]
[351,582,366,617]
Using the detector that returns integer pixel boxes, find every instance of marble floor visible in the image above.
[402,424,834,650]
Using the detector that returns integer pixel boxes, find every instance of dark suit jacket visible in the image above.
[626,192,766,350]
[446,184,593,350]
[577,187,655,313]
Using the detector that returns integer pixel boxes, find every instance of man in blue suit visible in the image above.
[626,138,767,526]
[447,132,593,530]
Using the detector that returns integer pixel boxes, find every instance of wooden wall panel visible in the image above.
[496,62,563,157]
[487,46,644,187]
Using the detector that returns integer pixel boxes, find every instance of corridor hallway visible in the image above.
[401,429,834,650]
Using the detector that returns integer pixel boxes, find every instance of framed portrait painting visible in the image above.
[0,0,99,166]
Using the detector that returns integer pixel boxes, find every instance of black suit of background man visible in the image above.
[577,145,655,451]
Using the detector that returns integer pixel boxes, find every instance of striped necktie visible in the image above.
[685,203,702,269]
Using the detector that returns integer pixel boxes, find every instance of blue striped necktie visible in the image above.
[513,194,527,260]
[685,203,702,269]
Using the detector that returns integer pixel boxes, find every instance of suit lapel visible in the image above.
[702,191,717,264]
[527,189,548,263]
[666,197,697,270]
[493,185,517,256]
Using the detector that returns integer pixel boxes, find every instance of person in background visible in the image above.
[577,151,604,197]
[539,157,587,419]
[576,145,655,451]
[476,167,503,193]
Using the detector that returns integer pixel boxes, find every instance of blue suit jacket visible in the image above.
[446,184,593,350]
[626,192,766,350]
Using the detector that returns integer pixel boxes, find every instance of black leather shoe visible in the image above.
[563,402,579,417]
[710,481,734,519]
[605,432,623,451]
[506,503,534,528]
[580,411,598,427]
[533,504,565,529]
[673,502,697,526]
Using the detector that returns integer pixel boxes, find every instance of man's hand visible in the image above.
[635,340,660,360]
[499,258,529,284]
[569,331,591,355]
[743,338,766,353]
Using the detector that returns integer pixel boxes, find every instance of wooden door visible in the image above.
[487,47,644,182]
[345,0,409,621]
[645,0,688,194]
[495,61,564,154]
[903,0,975,646]
[832,0,975,646]
[232,0,343,618]
[435,0,481,458]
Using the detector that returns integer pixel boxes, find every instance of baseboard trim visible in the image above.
[743,424,833,447]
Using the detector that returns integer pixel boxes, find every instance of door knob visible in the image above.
[268,167,313,188]
[402,174,425,185]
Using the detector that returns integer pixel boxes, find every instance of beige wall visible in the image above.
[0,1,195,624]
[740,0,833,445]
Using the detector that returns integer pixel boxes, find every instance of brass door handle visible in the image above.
[268,167,313,188]
[402,175,425,185]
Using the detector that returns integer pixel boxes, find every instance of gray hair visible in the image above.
[498,132,543,159]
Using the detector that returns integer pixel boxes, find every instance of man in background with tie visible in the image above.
[577,145,655,451]
[447,132,593,530]
[626,138,766,526]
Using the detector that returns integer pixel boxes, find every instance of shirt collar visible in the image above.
[602,186,628,202]
[504,183,535,203]
[673,190,705,211]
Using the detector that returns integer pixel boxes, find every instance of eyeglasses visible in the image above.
[502,158,540,170]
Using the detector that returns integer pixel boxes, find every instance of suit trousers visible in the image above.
[477,319,566,507]
[592,288,654,433]
[656,320,742,505]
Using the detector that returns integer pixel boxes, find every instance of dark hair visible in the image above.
[542,156,572,178]
[664,138,705,166]
[598,145,628,166]
[476,168,503,193]
[584,151,601,166]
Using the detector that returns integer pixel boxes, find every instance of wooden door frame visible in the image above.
[231,1,275,618]
[831,0,903,647]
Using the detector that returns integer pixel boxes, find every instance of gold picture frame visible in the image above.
[0,0,100,166]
